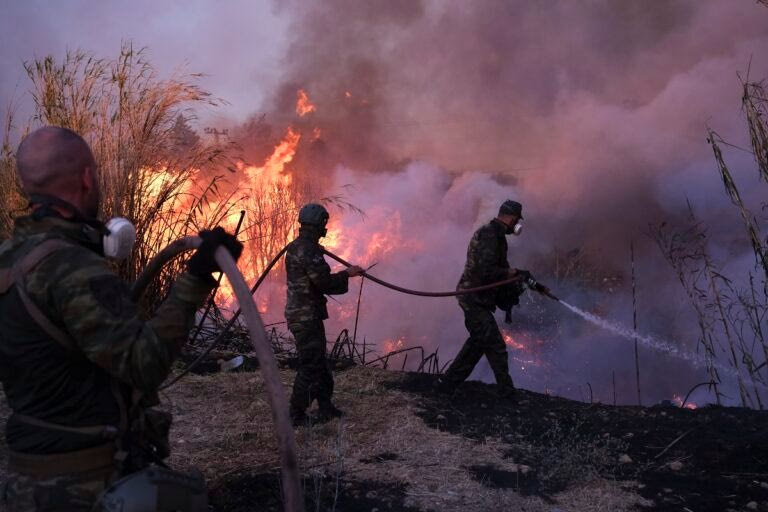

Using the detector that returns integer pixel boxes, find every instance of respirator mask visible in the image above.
[506,219,523,236]
[29,194,136,260]
[102,217,137,260]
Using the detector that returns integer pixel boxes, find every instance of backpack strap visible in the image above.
[8,239,78,350]
[4,237,137,474]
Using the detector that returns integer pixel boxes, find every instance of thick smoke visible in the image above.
[6,2,767,403]
[241,0,768,405]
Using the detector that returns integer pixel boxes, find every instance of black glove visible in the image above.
[187,227,244,283]
[514,269,532,282]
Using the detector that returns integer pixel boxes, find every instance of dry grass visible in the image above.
[157,366,648,511]
[0,45,241,312]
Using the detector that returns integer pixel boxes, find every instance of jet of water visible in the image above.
[558,300,745,383]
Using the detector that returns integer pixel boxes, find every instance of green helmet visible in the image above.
[298,203,329,226]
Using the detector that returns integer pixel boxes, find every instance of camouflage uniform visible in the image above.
[442,219,515,390]
[0,215,213,511]
[284,225,349,418]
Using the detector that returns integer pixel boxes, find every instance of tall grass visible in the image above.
[652,73,768,408]
[3,44,240,311]
[0,111,27,237]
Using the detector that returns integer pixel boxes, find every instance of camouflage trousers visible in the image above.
[288,319,334,415]
[1,467,111,512]
[443,302,514,388]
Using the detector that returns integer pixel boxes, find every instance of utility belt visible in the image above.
[8,442,116,479]
[7,412,122,478]
[8,406,173,477]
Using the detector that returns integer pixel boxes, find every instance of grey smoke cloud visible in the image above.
[259,0,768,404]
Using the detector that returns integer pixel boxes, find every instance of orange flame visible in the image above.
[502,331,526,351]
[296,89,316,116]
[214,127,303,309]
[383,337,405,353]
[672,394,697,410]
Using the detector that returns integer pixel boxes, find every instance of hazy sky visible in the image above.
[0,0,289,124]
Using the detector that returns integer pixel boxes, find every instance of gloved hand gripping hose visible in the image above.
[131,237,303,512]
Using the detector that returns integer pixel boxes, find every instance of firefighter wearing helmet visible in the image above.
[284,203,363,426]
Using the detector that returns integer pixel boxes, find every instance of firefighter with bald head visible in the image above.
[285,204,363,426]
[0,126,242,511]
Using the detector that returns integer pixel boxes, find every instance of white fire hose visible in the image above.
[132,236,303,512]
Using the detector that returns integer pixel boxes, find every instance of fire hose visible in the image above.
[153,242,559,392]
[131,238,559,512]
[130,237,303,512]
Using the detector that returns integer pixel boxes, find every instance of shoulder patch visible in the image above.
[89,275,130,317]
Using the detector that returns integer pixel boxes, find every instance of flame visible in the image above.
[296,89,316,116]
[672,394,697,410]
[383,337,405,353]
[244,127,301,185]
[344,91,352,98]
[210,127,303,310]
[503,332,526,351]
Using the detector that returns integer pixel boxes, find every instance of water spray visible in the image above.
[556,298,762,391]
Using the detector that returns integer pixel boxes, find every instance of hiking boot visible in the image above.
[433,377,457,395]
[291,409,309,428]
[497,384,517,400]
[315,402,344,423]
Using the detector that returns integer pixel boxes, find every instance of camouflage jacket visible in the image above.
[457,218,511,309]
[284,226,349,323]
[0,215,213,454]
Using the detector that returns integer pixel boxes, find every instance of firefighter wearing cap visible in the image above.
[285,204,363,426]
[438,200,529,397]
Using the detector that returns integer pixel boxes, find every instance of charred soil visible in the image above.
[1,366,765,511]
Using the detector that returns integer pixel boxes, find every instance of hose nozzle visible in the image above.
[525,276,560,302]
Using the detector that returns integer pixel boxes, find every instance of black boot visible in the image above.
[434,377,457,395]
[497,383,517,400]
[315,401,344,423]
[291,408,309,427]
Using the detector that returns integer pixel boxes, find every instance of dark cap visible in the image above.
[498,200,523,219]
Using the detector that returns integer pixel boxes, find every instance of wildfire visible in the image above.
[502,331,526,351]
[243,127,301,185]
[296,89,316,116]
[383,337,406,353]
[672,394,697,410]
[213,127,303,309]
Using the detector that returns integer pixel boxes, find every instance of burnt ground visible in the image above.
[1,365,766,511]
[209,471,420,512]
[391,373,768,511]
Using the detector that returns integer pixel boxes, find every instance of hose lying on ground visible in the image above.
[130,238,302,512]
